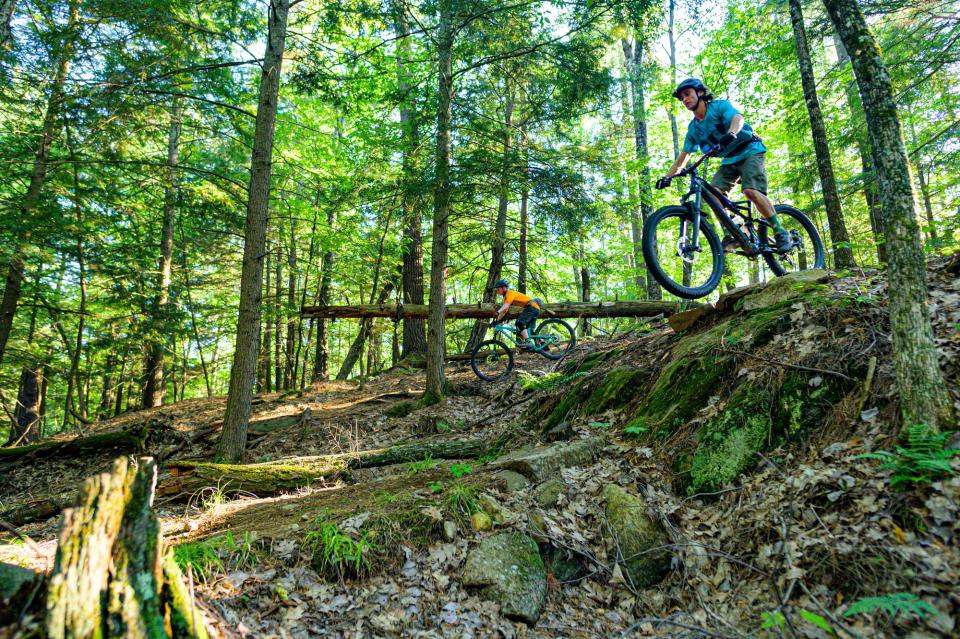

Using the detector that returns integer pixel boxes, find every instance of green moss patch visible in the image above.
[581,367,648,415]
[385,401,415,418]
[689,383,772,494]
[627,355,732,436]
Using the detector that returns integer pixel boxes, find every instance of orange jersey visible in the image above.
[503,290,540,309]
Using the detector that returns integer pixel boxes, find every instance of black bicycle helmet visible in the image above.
[493,279,510,289]
[673,78,708,100]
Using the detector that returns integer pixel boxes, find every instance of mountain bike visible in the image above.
[645,146,825,299]
[470,318,576,382]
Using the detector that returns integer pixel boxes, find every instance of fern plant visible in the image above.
[517,370,588,391]
[859,425,959,488]
[843,592,938,620]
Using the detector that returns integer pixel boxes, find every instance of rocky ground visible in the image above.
[1,258,959,638]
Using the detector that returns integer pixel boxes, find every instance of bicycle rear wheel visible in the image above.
[531,318,576,360]
[471,339,514,381]
[642,205,724,299]
[760,204,826,276]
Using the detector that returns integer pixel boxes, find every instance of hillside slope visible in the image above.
[2,258,958,638]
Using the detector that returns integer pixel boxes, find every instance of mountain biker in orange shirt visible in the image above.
[492,279,542,348]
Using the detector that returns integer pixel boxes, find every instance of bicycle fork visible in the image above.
[677,194,703,262]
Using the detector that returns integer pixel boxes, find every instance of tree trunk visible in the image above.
[394,2,427,362]
[580,265,591,337]
[262,249,273,392]
[274,243,282,389]
[424,0,453,405]
[467,85,515,351]
[789,0,855,270]
[10,366,42,445]
[62,124,88,427]
[163,438,491,497]
[625,37,661,301]
[45,457,208,639]
[914,160,937,242]
[823,0,953,430]
[835,36,886,263]
[312,210,335,382]
[667,0,680,157]
[217,0,291,463]
[0,0,15,50]
[620,40,648,298]
[284,215,297,388]
[143,101,181,408]
[518,128,529,294]
[0,0,77,368]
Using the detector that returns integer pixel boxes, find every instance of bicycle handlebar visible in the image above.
[657,145,721,189]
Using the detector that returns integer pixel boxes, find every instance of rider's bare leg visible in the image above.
[743,188,775,218]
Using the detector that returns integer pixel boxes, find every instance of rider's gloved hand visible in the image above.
[655,176,672,190]
[718,132,736,149]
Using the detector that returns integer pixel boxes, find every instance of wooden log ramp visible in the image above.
[44,457,208,639]
[300,300,679,320]
[159,438,491,498]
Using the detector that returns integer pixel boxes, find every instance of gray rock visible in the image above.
[462,533,546,624]
[493,437,604,482]
[533,479,563,509]
[527,511,550,544]
[0,561,39,623]
[492,470,529,492]
[443,521,457,542]
[602,484,672,588]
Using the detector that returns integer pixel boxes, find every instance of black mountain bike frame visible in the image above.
[675,148,777,260]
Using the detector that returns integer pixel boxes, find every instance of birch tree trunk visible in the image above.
[217,0,291,463]
[823,0,953,430]
[424,0,453,405]
[518,127,529,294]
[143,100,182,408]
[789,0,855,270]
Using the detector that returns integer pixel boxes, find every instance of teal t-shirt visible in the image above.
[682,99,766,165]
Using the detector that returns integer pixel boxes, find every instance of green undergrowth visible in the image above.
[303,520,376,580]
[860,425,959,489]
[386,401,416,418]
[518,370,589,392]
[173,530,260,584]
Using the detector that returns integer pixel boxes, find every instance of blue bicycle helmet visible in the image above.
[493,279,510,289]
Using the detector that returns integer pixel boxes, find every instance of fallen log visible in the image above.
[45,457,208,639]
[301,300,678,320]
[0,426,151,464]
[160,438,491,497]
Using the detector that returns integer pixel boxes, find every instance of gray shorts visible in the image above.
[711,153,768,195]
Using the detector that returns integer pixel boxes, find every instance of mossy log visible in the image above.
[0,426,151,463]
[1,496,72,526]
[301,300,679,320]
[160,438,492,496]
[45,457,207,639]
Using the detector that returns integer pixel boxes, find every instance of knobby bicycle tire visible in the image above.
[760,204,826,276]
[532,318,576,360]
[471,339,514,381]
[642,205,724,299]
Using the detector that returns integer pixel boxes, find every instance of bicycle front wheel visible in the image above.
[471,339,514,381]
[760,204,826,276]
[642,205,724,299]
[532,318,576,360]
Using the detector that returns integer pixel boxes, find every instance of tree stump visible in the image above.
[45,457,207,639]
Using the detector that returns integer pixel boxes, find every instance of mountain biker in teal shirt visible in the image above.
[659,78,793,252]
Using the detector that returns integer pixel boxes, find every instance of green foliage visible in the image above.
[450,463,472,478]
[588,421,610,429]
[173,530,259,584]
[303,521,375,580]
[843,592,938,620]
[517,370,589,391]
[442,481,480,518]
[859,425,959,488]
[406,453,438,475]
[623,420,648,436]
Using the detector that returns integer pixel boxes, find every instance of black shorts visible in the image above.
[516,300,542,332]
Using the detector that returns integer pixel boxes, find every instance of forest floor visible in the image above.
[2,256,960,639]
